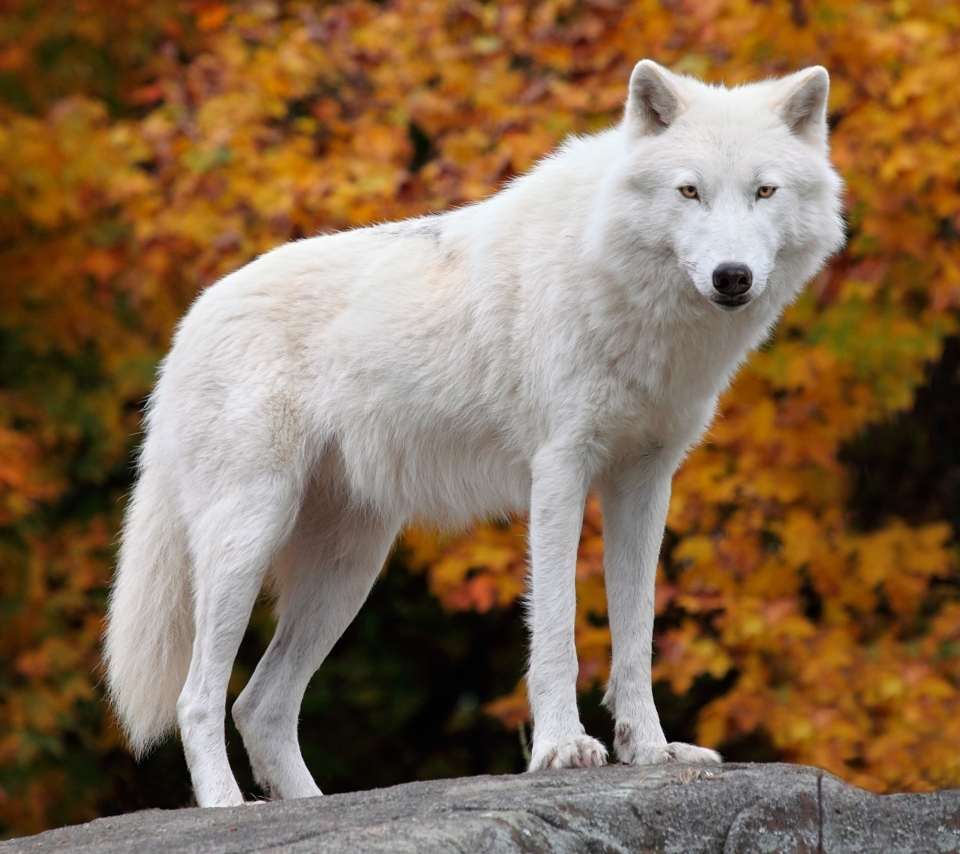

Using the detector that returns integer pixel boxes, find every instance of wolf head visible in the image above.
[592,60,844,315]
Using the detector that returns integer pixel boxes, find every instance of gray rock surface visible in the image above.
[3,763,959,853]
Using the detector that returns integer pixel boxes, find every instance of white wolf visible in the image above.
[105,60,843,808]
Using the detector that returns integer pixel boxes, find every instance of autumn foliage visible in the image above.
[2,0,960,837]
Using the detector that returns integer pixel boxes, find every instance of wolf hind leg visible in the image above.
[232,485,399,801]
[176,474,304,808]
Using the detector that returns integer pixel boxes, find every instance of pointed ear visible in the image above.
[777,66,830,145]
[626,60,684,136]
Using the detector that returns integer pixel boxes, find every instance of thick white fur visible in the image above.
[104,61,844,807]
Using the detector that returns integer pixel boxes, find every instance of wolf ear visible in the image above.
[626,60,684,136]
[777,66,830,146]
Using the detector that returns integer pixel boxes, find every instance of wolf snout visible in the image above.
[712,263,753,296]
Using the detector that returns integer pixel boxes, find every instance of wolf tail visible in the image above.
[104,458,194,758]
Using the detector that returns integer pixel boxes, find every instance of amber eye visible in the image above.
[757,185,776,199]
[679,185,699,199]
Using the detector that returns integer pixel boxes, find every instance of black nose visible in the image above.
[712,263,753,296]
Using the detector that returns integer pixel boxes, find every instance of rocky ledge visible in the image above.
[3,763,959,853]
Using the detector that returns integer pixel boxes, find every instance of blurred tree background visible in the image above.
[2,0,960,838]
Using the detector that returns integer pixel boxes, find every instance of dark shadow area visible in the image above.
[841,335,960,536]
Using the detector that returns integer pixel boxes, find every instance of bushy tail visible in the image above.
[104,463,194,757]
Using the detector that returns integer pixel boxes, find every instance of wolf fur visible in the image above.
[104,60,844,807]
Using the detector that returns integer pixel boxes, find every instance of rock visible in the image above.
[2,763,958,853]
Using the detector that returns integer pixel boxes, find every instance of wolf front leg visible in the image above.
[598,453,722,766]
[526,450,607,770]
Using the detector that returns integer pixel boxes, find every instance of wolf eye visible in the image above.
[679,185,699,200]
[757,185,776,199]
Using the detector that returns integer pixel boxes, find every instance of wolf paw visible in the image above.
[615,724,721,766]
[529,735,608,770]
